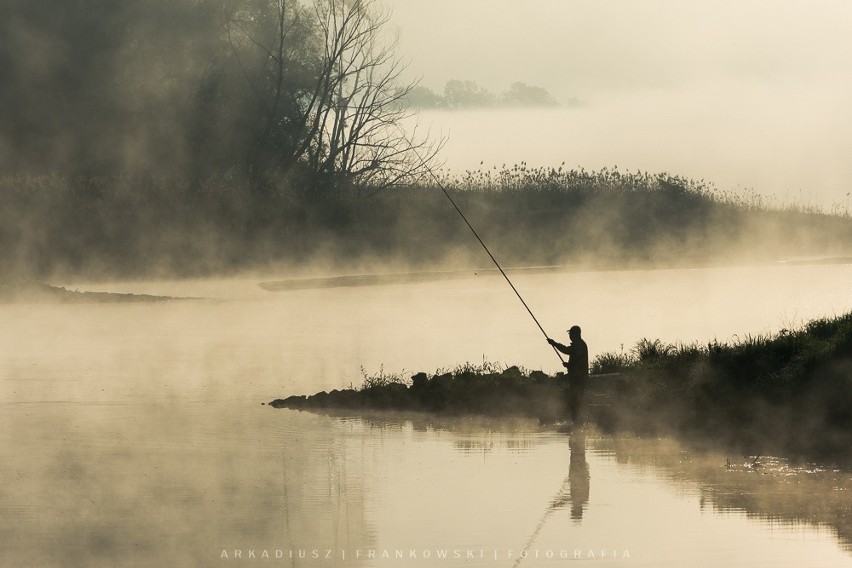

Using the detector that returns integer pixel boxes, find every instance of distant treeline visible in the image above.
[2,167,850,280]
[403,81,571,109]
[5,1,849,282]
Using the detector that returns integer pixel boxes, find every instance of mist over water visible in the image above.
[413,80,852,211]
[2,265,852,566]
[43,263,852,389]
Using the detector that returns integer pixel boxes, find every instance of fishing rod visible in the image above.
[400,136,581,567]
[403,141,565,365]
[511,475,571,568]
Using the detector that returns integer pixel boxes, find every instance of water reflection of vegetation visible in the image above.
[290,407,851,555]
[600,436,852,553]
[310,408,549,438]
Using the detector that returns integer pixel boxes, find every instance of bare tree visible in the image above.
[223,0,442,193]
[306,0,442,191]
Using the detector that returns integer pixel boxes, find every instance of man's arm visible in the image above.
[547,338,573,356]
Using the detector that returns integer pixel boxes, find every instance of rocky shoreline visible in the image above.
[270,368,631,426]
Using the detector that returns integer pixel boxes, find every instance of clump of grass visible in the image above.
[359,364,410,390]
[439,359,528,377]
[633,338,676,363]
[591,348,633,374]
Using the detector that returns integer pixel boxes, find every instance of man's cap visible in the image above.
[568,325,581,333]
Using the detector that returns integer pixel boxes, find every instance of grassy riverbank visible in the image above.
[599,312,852,461]
[2,168,851,279]
[273,312,852,462]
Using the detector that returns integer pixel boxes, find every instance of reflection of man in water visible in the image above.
[512,433,591,567]
[548,325,589,424]
[568,431,590,521]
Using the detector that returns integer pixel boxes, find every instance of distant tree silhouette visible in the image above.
[443,80,496,109]
[499,82,559,107]
[402,80,561,109]
[403,86,444,109]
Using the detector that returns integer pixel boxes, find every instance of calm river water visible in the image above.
[1,262,851,567]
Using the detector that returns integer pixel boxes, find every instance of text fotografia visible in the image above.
[219,548,631,561]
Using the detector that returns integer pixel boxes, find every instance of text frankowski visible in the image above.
[220,548,631,561]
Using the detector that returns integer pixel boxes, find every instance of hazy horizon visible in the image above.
[390,1,852,210]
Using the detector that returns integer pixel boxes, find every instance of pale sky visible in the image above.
[389,0,852,99]
[388,1,852,209]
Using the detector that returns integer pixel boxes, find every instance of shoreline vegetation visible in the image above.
[3,167,851,281]
[271,312,852,464]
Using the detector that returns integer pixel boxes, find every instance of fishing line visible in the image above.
[403,139,565,364]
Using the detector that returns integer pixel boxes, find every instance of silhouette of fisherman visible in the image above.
[548,325,589,424]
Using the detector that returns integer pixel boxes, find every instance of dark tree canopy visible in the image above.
[0,0,221,176]
[0,0,440,191]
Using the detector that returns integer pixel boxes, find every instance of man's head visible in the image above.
[568,325,582,341]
